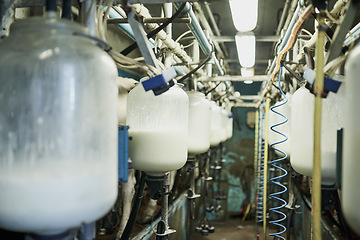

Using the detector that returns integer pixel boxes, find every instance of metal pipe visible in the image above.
[107,17,190,24]
[163,3,173,68]
[278,1,301,54]
[110,7,136,40]
[283,0,299,32]
[276,0,292,35]
[82,0,96,36]
[129,4,206,76]
[312,11,326,240]
[263,94,271,238]
[199,75,268,82]
[192,2,225,58]
[174,2,224,76]
[202,2,229,57]
[268,0,300,74]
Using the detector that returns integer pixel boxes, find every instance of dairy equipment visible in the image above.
[343,44,360,236]
[220,108,228,142]
[127,83,189,175]
[187,91,211,154]
[226,111,233,140]
[210,101,222,147]
[290,86,344,184]
[0,16,118,235]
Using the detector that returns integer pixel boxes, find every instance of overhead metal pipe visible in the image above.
[192,2,225,59]
[276,0,293,35]
[174,2,224,76]
[202,2,229,57]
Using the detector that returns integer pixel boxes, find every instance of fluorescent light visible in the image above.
[229,0,258,32]
[241,67,254,77]
[235,32,256,68]
[241,67,254,84]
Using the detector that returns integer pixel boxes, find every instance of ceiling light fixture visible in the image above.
[229,0,258,32]
[235,32,256,68]
[241,67,254,84]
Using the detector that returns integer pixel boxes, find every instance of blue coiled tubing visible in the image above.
[269,66,288,239]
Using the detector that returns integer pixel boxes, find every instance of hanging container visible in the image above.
[343,44,360,235]
[290,86,343,185]
[268,94,292,157]
[0,17,118,234]
[226,111,233,140]
[220,108,228,142]
[187,91,211,155]
[127,83,189,175]
[210,101,222,147]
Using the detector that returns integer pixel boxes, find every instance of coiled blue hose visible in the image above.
[269,66,288,239]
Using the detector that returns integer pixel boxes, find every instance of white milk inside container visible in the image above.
[268,94,292,157]
[290,86,344,184]
[187,91,211,154]
[0,16,118,235]
[342,44,360,235]
[0,160,117,235]
[210,101,222,147]
[127,83,189,174]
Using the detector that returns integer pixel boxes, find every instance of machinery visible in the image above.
[0,0,359,239]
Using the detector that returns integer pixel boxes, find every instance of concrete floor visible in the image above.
[189,218,257,240]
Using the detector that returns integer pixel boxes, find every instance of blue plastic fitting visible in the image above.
[141,67,177,95]
[118,126,129,182]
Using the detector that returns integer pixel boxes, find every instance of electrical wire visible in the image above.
[175,30,193,42]
[269,66,288,239]
[178,43,214,83]
[205,81,221,95]
[120,3,187,56]
[120,172,146,240]
[271,5,312,82]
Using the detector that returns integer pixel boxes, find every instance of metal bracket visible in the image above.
[127,9,159,69]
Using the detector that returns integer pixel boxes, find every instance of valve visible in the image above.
[142,67,177,95]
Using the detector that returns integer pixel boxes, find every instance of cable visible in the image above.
[269,66,288,240]
[120,172,146,240]
[178,45,214,83]
[175,30,193,42]
[121,3,187,56]
[205,81,221,95]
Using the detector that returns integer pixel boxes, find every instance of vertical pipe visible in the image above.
[312,11,326,240]
[163,3,173,68]
[263,94,271,238]
[162,173,170,227]
[254,110,259,180]
[82,0,96,36]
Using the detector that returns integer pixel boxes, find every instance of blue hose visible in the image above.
[269,66,288,239]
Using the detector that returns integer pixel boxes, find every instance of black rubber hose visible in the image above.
[121,2,187,56]
[179,45,214,84]
[61,0,72,19]
[46,0,57,12]
[120,172,146,240]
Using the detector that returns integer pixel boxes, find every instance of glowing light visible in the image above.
[235,32,256,68]
[229,0,258,32]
